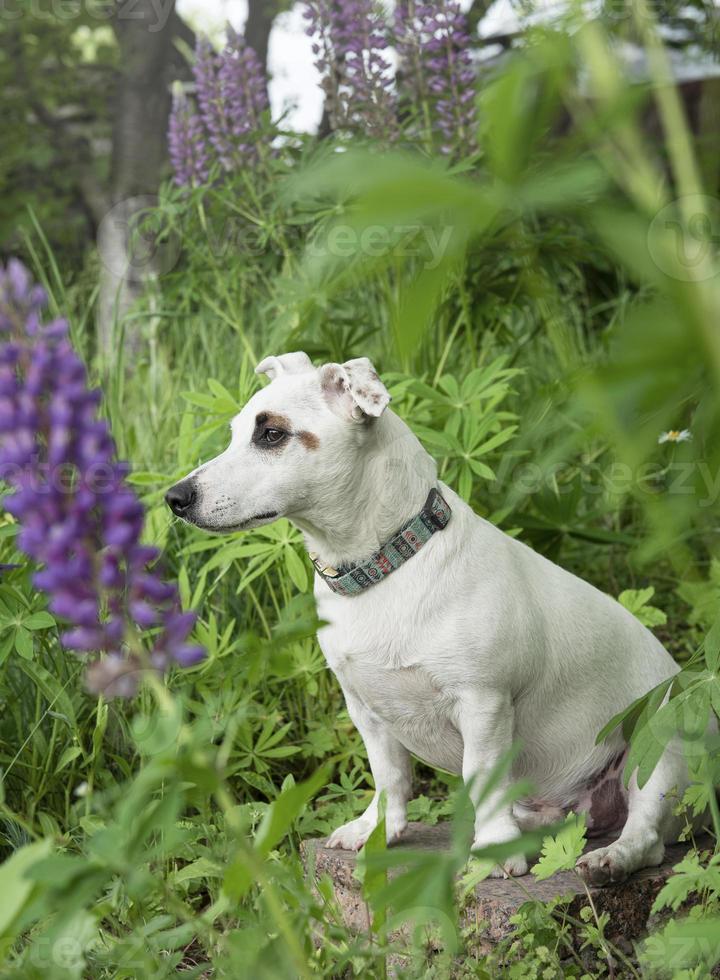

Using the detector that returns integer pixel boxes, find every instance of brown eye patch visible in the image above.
[298,431,320,451]
[251,413,320,452]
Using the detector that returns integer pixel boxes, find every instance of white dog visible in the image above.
[166,351,693,883]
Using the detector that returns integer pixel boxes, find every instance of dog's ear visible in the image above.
[255,351,314,381]
[319,357,390,422]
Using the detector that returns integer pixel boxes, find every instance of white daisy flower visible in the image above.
[658,429,692,444]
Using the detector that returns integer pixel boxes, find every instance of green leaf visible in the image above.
[14,626,33,660]
[704,611,720,672]
[0,633,14,668]
[595,676,673,746]
[284,547,308,592]
[222,851,254,903]
[207,378,240,410]
[254,765,330,858]
[472,425,517,457]
[652,853,720,913]
[56,745,83,771]
[618,587,667,629]
[22,611,56,631]
[532,812,587,880]
[15,659,77,729]
[169,857,224,887]
[355,793,387,931]
[0,839,53,950]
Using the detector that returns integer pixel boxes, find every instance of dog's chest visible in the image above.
[317,595,464,772]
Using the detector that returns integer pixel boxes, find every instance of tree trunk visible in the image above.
[97,0,179,360]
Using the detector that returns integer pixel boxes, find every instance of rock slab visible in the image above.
[301,822,705,947]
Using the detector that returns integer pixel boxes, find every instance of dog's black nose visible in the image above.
[165,482,196,516]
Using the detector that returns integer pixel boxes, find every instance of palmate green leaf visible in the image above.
[532,812,587,881]
[254,718,294,756]
[652,852,720,913]
[618,587,667,629]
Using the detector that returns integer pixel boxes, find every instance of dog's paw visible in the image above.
[326,815,407,851]
[575,846,628,886]
[326,817,375,851]
[575,837,664,887]
[487,854,529,878]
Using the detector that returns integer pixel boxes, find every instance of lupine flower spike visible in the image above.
[193,31,270,173]
[0,260,205,696]
[394,0,477,156]
[167,89,211,188]
[303,0,397,142]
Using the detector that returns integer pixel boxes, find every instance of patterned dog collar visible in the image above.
[309,487,452,597]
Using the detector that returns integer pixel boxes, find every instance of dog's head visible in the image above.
[165,351,391,532]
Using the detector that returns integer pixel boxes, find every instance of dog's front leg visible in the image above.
[326,691,412,851]
[457,689,527,877]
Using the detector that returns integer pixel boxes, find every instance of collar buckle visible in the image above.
[425,487,451,529]
[309,552,340,578]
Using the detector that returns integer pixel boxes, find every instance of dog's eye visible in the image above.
[263,428,286,445]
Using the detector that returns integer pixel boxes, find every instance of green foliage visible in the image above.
[618,586,667,629]
[2,4,720,976]
[532,813,587,882]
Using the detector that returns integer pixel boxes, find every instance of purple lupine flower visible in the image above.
[219,26,269,160]
[394,0,477,156]
[193,36,234,171]
[167,90,211,187]
[303,0,397,142]
[0,259,205,696]
[193,31,270,172]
